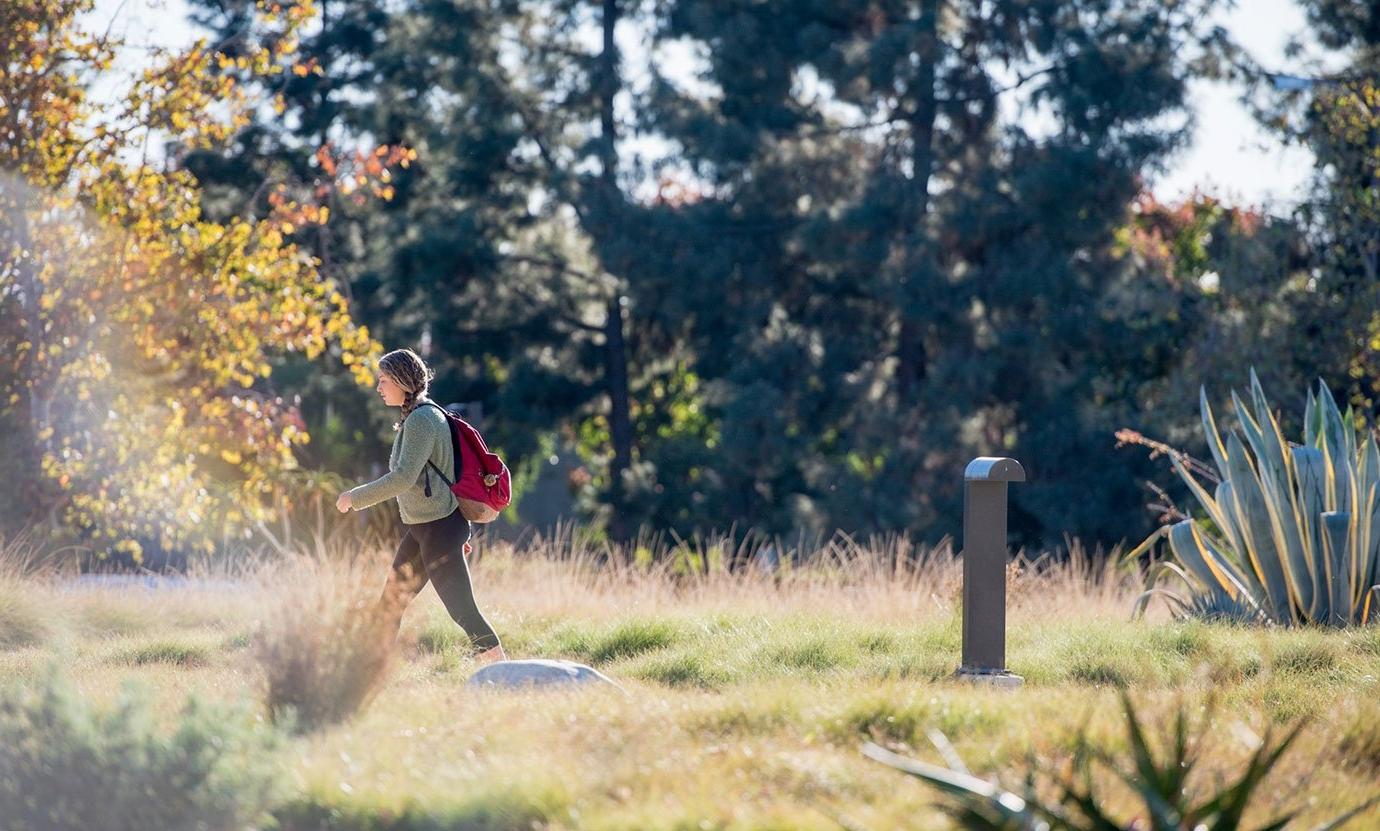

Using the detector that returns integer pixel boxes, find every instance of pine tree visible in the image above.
[648,0,1233,542]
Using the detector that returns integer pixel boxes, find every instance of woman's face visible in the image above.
[376,371,408,407]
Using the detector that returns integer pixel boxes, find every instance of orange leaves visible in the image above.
[289,141,413,215]
[291,58,323,77]
[313,144,338,177]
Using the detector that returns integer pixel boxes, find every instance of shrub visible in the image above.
[253,552,398,732]
[0,581,50,649]
[0,667,285,831]
[1132,372,1380,626]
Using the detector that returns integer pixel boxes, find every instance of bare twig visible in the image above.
[1115,428,1220,485]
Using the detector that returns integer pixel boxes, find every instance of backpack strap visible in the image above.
[404,400,459,493]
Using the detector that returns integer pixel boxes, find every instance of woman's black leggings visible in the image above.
[382,508,501,652]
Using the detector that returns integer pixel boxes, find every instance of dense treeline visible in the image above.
[6,0,1378,555]
[173,0,1380,549]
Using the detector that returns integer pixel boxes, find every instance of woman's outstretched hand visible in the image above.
[335,491,354,513]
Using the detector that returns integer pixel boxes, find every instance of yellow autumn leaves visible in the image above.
[1,0,383,557]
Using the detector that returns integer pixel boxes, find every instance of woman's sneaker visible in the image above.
[474,645,507,664]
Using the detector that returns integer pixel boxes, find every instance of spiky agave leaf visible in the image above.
[1171,586,1265,624]
[1223,432,1297,622]
[867,693,1380,831]
[861,742,1052,830]
[1166,521,1252,604]
[1201,385,1231,482]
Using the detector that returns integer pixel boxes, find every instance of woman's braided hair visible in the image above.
[379,348,436,431]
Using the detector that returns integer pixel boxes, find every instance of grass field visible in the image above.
[2,533,1379,830]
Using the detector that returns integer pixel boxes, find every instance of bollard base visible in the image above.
[954,667,1024,688]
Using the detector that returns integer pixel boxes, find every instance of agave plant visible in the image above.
[1131,372,1380,626]
[864,691,1379,830]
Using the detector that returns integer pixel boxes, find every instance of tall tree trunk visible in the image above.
[603,296,632,539]
[315,0,336,281]
[8,195,57,529]
[595,0,633,541]
[896,0,941,404]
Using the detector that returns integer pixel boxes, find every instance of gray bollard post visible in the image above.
[957,456,1026,687]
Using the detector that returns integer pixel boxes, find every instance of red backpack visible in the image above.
[416,401,511,523]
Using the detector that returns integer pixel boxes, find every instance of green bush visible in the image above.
[0,667,286,831]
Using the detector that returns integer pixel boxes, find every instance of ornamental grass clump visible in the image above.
[0,577,50,650]
[252,550,398,732]
[0,668,285,831]
[0,532,64,649]
[1131,372,1380,626]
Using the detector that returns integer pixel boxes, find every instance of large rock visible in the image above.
[467,658,623,691]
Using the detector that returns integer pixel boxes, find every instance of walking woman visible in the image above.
[335,348,507,664]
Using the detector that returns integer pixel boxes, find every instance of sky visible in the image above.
[88,0,1338,212]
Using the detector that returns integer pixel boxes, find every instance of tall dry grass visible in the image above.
[2,520,1152,735]
[461,525,1144,626]
[247,545,400,733]
[224,525,1145,734]
[0,530,81,649]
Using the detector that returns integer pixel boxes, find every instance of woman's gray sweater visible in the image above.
[347,398,458,524]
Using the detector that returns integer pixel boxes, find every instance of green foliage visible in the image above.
[273,784,570,831]
[161,0,1380,558]
[0,667,285,831]
[644,0,1243,545]
[177,0,1281,549]
[1137,372,1380,626]
[865,691,1380,831]
[114,639,213,667]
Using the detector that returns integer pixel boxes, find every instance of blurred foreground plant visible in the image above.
[1125,372,1380,625]
[0,667,285,831]
[865,691,1379,830]
[253,550,397,732]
